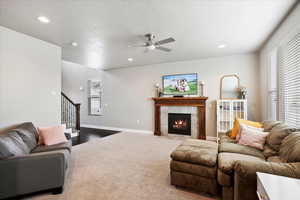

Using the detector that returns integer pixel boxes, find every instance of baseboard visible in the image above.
[81,124,153,134]
[81,124,218,140]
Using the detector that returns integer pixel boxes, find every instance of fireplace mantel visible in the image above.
[152,97,208,139]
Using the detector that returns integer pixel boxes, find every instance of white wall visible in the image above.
[0,26,62,127]
[63,54,260,137]
[259,3,300,120]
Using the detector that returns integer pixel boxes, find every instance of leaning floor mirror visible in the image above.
[219,74,240,99]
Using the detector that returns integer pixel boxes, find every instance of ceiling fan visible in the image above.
[130,33,175,52]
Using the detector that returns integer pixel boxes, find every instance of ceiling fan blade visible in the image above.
[156,46,172,52]
[155,37,175,45]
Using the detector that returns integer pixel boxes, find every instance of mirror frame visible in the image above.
[220,74,241,99]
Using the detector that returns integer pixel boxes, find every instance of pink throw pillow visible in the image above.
[238,124,269,150]
[38,125,67,146]
[236,125,264,141]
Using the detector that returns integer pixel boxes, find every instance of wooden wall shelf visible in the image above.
[152,97,208,139]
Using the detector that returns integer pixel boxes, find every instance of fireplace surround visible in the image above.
[168,113,191,135]
[152,97,208,139]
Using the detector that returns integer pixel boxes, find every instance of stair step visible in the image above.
[71,132,79,138]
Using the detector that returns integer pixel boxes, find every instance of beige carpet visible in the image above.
[28,132,216,200]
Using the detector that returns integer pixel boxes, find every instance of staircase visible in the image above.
[61,92,81,137]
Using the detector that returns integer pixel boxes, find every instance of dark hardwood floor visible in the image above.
[72,127,120,146]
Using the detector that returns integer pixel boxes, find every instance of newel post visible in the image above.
[75,104,81,130]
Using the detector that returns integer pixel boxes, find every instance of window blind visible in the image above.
[278,33,300,128]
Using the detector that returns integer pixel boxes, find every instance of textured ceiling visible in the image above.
[0,0,296,70]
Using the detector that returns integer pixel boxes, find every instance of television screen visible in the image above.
[163,73,198,95]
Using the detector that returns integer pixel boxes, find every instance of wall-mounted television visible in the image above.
[162,73,198,95]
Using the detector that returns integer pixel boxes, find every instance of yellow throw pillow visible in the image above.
[229,118,263,139]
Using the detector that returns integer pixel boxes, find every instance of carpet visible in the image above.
[28,132,216,200]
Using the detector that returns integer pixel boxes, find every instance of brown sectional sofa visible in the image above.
[170,139,219,195]
[171,121,300,200]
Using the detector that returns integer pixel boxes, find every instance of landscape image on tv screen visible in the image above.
[163,73,198,95]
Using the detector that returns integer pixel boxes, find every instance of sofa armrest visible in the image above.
[234,160,300,179]
[233,160,300,200]
[0,150,66,199]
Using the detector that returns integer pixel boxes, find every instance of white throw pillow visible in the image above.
[238,124,269,150]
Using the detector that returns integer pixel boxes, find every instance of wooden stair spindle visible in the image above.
[61,92,81,132]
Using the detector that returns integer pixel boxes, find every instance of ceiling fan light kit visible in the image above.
[147,45,156,50]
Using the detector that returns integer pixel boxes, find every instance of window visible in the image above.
[267,49,278,121]
[278,33,300,128]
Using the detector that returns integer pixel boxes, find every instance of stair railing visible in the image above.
[61,92,81,131]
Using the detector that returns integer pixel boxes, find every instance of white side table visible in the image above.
[257,172,300,200]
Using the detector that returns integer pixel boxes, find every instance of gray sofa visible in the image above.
[0,122,71,199]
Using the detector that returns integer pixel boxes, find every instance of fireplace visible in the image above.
[168,113,191,135]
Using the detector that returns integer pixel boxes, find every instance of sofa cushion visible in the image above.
[219,142,265,159]
[220,135,237,144]
[262,120,281,132]
[170,160,216,178]
[263,144,278,158]
[0,131,30,159]
[267,156,283,163]
[218,152,265,174]
[12,122,38,151]
[31,140,72,154]
[171,139,218,167]
[279,132,300,162]
[266,124,296,151]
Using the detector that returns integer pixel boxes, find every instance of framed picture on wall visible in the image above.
[88,80,103,116]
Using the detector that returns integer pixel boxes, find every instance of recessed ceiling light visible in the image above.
[71,42,78,47]
[37,16,50,23]
[128,58,133,62]
[218,44,226,49]
[147,45,156,50]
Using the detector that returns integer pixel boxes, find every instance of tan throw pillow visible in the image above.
[266,124,296,151]
[38,125,67,146]
[262,120,281,132]
[279,132,300,162]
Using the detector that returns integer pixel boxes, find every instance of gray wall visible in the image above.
[0,26,62,127]
[62,61,103,124]
[63,53,260,137]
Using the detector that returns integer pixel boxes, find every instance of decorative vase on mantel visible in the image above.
[199,81,205,97]
[155,83,163,97]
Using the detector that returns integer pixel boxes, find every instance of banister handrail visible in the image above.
[61,92,81,106]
